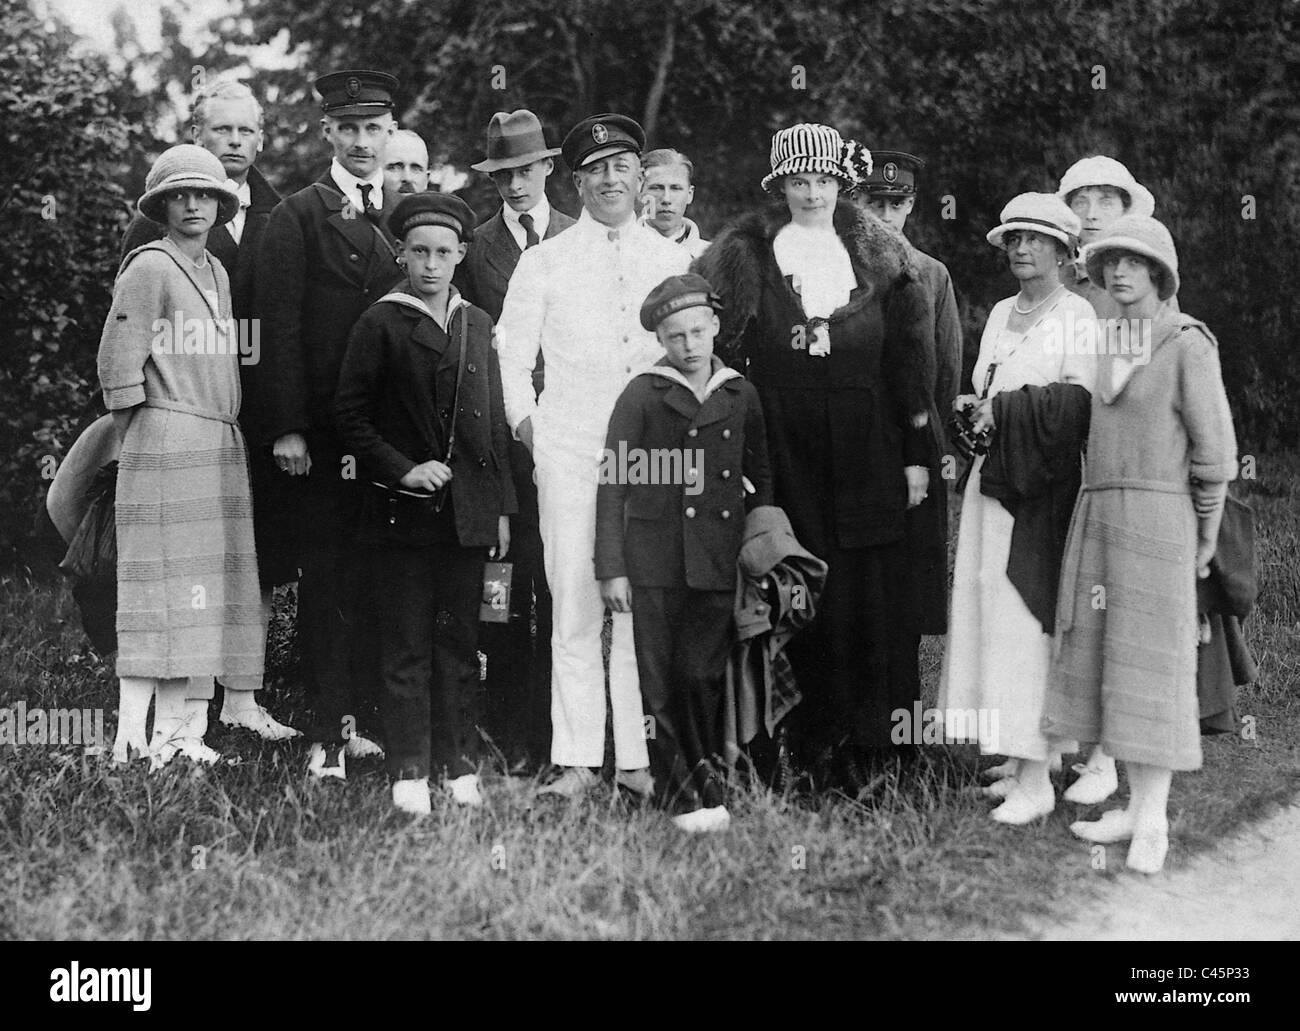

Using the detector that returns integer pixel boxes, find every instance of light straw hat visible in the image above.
[1056,155,1156,218]
[985,192,1081,249]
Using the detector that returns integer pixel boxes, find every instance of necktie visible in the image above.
[225,179,249,244]
[357,183,375,215]
[519,211,540,249]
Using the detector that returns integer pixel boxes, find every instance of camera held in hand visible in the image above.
[949,400,993,463]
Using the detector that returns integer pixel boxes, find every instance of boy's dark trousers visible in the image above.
[631,586,733,814]
[374,541,485,781]
[481,436,552,770]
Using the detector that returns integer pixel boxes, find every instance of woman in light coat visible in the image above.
[937,193,1097,824]
[1043,216,1237,874]
[100,144,266,766]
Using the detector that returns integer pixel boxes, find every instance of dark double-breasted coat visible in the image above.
[594,358,773,592]
[692,200,935,565]
[256,171,403,464]
[333,292,517,547]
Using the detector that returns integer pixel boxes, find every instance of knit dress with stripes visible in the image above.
[97,238,264,685]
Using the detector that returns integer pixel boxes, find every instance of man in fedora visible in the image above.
[496,113,689,798]
[457,110,576,773]
[256,69,403,779]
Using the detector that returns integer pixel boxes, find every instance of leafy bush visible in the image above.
[0,2,140,565]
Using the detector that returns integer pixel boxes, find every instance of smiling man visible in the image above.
[256,69,404,780]
[496,112,690,799]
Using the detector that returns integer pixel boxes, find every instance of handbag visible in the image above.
[362,307,470,543]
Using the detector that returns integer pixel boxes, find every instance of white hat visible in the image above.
[986,192,1081,248]
[1082,214,1179,301]
[137,144,241,226]
[1056,155,1156,218]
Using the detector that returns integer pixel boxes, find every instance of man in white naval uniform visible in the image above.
[496,113,690,797]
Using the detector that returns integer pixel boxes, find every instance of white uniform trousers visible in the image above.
[534,444,649,770]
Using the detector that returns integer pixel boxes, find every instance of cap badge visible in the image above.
[592,123,608,144]
[883,162,898,183]
[346,76,362,98]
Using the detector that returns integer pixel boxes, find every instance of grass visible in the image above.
[2,453,1298,940]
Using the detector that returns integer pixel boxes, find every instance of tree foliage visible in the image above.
[0,0,141,562]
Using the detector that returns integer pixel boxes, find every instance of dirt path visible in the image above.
[1025,804,1300,940]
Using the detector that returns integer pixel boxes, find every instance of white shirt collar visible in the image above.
[224,179,251,207]
[503,196,551,230]
[330,157,386,211]
[576,208,637,241]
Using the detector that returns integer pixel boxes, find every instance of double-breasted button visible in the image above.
[687,428,698,438]
[722,428,732,439]
[349,253,359,262]
[441,409,450,419]
[721,510,731,520]
[685,507,696,518]
[467,363,477,373]
[473,409,481,418]
[721,469,731,479]
[478,458,487,467]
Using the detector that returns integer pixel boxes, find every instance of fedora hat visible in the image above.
[471,110,562,173]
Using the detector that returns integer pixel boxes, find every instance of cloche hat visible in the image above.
[1082,214,1179,300]
[137,144,240,226]
[1057,155,1156,218]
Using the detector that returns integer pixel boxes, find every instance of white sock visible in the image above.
[151,678,190,747]
[114,677,155,758]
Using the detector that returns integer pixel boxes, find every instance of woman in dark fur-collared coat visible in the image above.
[692,123,935,790]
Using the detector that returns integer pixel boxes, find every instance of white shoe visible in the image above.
[1064,758,1119,805]
[392,778,432,815]
[112,730,151,765]
[220,704,301,740]
[148,734,221,770]
[982,759,1020,782]
[1126,829,1169,874]
[990,784,1055,825]
[671,805,731,833]
[981,776,1018,799]
[536,766,600,798]
[1070,808,1135,843]
[307,742,346,781]
[447,773,484,807]
[614,767,655,798]
[343,734,385,759]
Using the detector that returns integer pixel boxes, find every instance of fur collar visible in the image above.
[692,198,915,337]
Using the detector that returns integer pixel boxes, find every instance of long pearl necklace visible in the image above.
[1013,282,1063,315]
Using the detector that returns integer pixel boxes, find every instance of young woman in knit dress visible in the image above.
[1042,216,1237,874]
[99,144,266,767]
